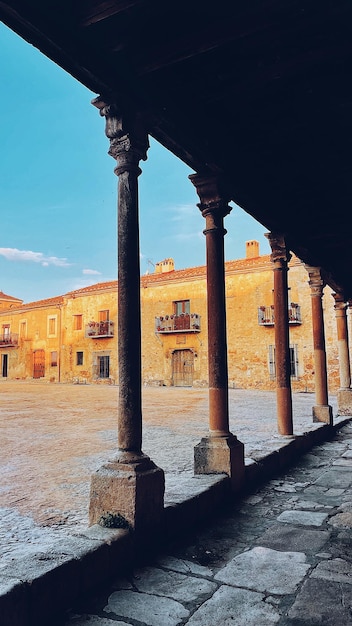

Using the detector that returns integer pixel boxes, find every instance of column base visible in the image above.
[89,452,165,535]
[194,434,245,492]
[313,405,333,425]
[337,388,352,416]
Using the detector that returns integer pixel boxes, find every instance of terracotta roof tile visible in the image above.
[2,254,302,307]
[66,281,117,296]
[10,295,64,311]
[0,291,23,302]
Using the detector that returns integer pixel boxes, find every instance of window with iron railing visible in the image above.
[258,303,302,326]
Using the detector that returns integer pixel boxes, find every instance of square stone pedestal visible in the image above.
[89,454,165,535]
[313,405,333,425]
[337,389,352,416]
[194,435,245,492]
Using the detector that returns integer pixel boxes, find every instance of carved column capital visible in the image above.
[265,232,292,268]
[189,174,231,235]
[92,96,149,176]
[332,292,347,314]
[305,265,325,298]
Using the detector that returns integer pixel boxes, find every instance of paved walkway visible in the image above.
[62,421,352,626]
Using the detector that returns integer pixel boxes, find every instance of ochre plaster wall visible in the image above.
[0,252,341,393]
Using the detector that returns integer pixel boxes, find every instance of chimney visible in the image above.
[155,258,175,274]
[246,240,259,259]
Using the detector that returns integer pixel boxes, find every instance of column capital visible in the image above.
[305,265,325,297]
[189,173,232,220]
[265,232,291,267]
[332,291,347,312]
[92,96,149,175]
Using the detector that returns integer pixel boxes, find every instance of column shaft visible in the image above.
[266,233,293,436]
[305,265,333,424]
[117,166,142,451]
[333,293,351,389]
[311,294,329,405]
[205,210,229,434]
[334,293,352,415]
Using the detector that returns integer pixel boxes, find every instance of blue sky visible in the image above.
[0,22,270,303]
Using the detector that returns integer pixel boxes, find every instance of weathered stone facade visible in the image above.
[0,243,342,392]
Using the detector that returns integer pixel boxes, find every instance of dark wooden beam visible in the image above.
[80,0,143,27]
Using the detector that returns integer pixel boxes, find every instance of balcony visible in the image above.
[85,320,114,338]
[155,313,201,333]
[0,332,19,347]
[258,304,302,326]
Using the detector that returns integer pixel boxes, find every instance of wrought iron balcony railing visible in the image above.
[0,332,19,347]
[155,313,201,333]
[85,320,114,338]
[258,304,302,326]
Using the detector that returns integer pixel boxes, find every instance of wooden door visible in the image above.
[2,354,8,378]
[172,349,194,387]
[33,349,45,379]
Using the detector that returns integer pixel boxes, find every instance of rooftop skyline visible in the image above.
[0,22,270,304]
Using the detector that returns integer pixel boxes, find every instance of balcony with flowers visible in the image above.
[155,313,201,333]
[85,320,114,338]
[0,332,19,347]
[258,303,302,326]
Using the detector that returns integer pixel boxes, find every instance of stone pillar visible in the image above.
[305,266,333,424]
[189,174,244,492]
[265,233,294,436]
[89,99,164,533]
[348,301,352,370]
[333,292,352,415]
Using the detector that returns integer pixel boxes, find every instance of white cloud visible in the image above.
[169,203,199,222]
[82,268,102,275]
[0,247,71,267]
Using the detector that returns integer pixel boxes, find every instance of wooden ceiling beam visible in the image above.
[80,0,143,27]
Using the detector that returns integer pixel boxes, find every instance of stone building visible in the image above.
[0,241,342,393]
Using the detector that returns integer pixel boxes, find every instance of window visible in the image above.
[76,351,84,366]
[47,315,57,337]
[173,300,190,316]
[98,355,110,378]
[20,320,27,338]
[2,324,10,338]
[50,351,58,367]
[73,315,83,330]
[268,344,299,379]
[99,310,109,322]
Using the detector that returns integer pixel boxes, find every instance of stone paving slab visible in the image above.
[255,523,331,553]
[288,578,352,625]
[214,546,310,594]
[185,585,281,626]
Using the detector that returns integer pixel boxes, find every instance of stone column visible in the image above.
[305,266,333,424]
[333,292,352,415]
[89,99,164,533]
[265,233,294,436]
[348,301,352,369]
[189,174,244,491]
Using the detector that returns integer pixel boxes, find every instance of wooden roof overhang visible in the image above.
[1,1,352,296]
